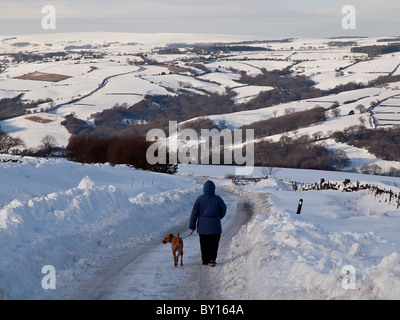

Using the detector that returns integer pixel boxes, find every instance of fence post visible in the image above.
[296,199,303,214]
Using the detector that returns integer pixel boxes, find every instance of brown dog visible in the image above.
[162,233,183,267]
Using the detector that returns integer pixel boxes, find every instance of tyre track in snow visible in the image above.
[67,186,252,300]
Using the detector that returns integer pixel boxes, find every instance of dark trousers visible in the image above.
[199,234,221,264]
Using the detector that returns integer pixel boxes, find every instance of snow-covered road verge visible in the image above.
[219,182,400,299]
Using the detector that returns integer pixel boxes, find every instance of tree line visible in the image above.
[332,125,400,161]
[254,135,350,170]
[351,44,400,57]
[240,107,326,139]
[66,135,177,174]
[0,95,42,121]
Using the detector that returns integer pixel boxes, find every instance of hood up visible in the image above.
[203,180,216,195]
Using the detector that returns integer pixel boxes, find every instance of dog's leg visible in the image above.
[180,251,183,266]
[173,250,178,267]
[176,250,182,267]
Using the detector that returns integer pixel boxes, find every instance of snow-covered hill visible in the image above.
[1,32,400,167]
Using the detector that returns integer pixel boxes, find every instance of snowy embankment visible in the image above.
[0,156,200,299]
[216,177,400,299]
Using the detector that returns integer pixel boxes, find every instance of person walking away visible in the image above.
[189,180,227,267]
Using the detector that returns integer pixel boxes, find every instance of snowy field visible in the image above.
[2,33,400,151]
[1,156,400,300]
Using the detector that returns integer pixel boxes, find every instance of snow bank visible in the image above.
[0,157,200,299]
[216,176,400,300]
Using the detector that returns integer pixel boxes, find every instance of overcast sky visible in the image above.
[1,0,399,38]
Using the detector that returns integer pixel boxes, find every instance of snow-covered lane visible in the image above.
[66,187,252,300]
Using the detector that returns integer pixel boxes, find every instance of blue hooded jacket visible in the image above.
[189,180,227,235]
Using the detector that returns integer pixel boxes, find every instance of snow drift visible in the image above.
[0,157,200,299]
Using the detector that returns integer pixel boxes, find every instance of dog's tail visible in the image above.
[177,233,183,247]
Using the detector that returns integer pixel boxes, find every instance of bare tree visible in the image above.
[312,131,324,141]
[330,150,350,169]
[335,71,345,78]
[48,100,56,110]
[262,166,280,177]
[284,107,295,115]
[355,104,366,114]
[331,108,341,118]
[360,164,382,175]
[0,134,25,154]
[39,135,58,157]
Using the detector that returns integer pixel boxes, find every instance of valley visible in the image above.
[1,33,400,174]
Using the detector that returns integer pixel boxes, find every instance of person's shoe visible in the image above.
[209,260,216,267]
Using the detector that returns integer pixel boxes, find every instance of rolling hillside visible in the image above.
[1,32,400,173]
